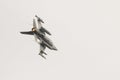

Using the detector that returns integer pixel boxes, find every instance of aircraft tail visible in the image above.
[39,51,47,59]
[39,53,46,59]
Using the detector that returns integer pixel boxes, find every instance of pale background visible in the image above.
[0,0,120,80]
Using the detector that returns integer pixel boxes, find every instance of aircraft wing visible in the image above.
[20,31,33,35]
[40,27,52,35]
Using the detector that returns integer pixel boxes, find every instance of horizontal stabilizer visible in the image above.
[39,53,46,59]
[41,51,47,55]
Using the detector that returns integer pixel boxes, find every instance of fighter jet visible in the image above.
[20,16,57,59]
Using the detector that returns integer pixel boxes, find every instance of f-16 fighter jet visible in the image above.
[20,16,57,59]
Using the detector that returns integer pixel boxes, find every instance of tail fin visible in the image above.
[39,53,46,59]
[39,51,47,59]
[42,51,47,55]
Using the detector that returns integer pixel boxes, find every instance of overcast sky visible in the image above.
[0,0,120,80]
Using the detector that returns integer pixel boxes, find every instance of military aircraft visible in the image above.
[20,15,57,59]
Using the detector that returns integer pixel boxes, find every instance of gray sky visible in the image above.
[0,0,120,80]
